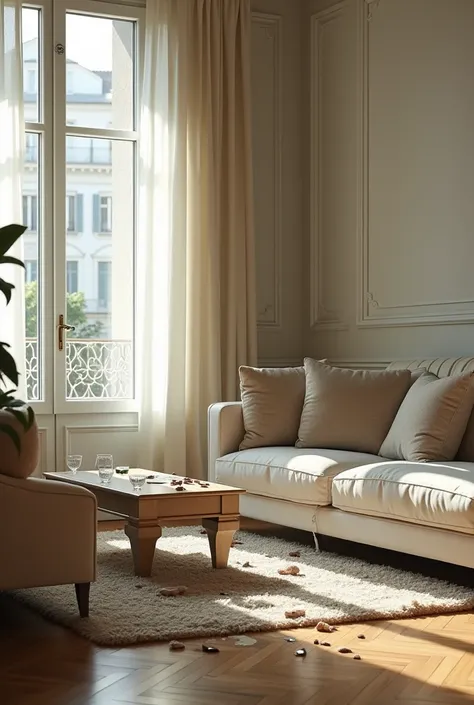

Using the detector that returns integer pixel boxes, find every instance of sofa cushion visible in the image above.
[216,447,383,506]
[332,460,474,535]
[239,366,305,450]
[296,359,412,454]
[380,372,474,462]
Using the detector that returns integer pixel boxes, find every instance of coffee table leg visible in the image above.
[124,522,162,577]
[202,517,239,568]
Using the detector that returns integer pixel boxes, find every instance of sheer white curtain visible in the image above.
[0,0,25,398]
[137,0,257,479]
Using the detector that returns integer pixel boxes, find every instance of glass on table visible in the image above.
[66,454,82,474]
[128,469,148,493]
[96,454,114,484]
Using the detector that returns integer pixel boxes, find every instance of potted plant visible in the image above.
[0,223,38,478]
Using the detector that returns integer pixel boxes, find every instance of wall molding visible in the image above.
[310,3,348,332]
[64,424,139,453]
[327,358,388,370]
[36,427,48,476]
[258,357,303,368]
[356,0,474,329]
[252,12,283,330]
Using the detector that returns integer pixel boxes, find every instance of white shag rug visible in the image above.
[11,528,474,646]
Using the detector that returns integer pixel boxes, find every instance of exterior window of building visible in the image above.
[25,260,38,283]
[27,68,36,93]
[97,261,111,308]
[93,194,112,233]
[25,132,37,162]
[66,194,83,232]
[66,260,79,293]
[22,194,38,231]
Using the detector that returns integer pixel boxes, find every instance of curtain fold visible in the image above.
[0,0,26,399]
[137,0,256,479]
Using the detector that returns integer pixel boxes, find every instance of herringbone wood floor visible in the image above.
[2,522,474,705]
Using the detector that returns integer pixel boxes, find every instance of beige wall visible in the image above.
[251,0,304,366]
[304,0,474,366]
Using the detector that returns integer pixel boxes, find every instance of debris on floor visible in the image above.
[242,561,252,568]
[313,639,319,645]
[357,634,366,639]
[159,585,187,597]
[200,529,207,534]
[337,647,352,654]
[169,640,185,651]
[278,565,300,576]
[285,637,297,642]
[316,621,336,633]
[295,648,306,657]
[202,645,220,653]
[353,654,362,660]
[232,635,257,646]
[285,609,306,619]
[320,641,331,647]
[289,551,301,558]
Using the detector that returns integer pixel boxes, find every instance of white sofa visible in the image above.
[208,357,474,570]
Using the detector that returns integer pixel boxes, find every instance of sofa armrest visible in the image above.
[0,474,97,590]
[208,402,244,482]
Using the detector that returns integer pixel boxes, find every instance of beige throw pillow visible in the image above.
[239,366,306,450]
[296,359,411,454]
[380,372,474,462]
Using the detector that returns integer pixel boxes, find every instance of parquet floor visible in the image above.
[2,523,474,705]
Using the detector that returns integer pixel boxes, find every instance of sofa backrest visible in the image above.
[386,357,474,378]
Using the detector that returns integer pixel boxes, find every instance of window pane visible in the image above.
[22,8,40,123]
[23,132,41,401]
[65,13,135,130]
[66,137,134,400]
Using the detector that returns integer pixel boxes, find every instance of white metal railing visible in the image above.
[25,338,133,400]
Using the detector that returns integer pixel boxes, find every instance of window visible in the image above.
[66,261,78,293]
[22,194,38,231]
[25,133,37,162]
[27,68,36,93]
[66,194,83,232]
[93,194,112,233]
[97,261,111,308]
[25,260,38,283]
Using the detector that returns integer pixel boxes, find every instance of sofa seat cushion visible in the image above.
[215,447,383,506]
[332,461,474,534]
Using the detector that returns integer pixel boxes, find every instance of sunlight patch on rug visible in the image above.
[11,527,474,646]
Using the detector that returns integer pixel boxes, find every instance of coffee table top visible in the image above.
[43,470,245,498]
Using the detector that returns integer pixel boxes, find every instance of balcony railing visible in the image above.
[25,338,133,401]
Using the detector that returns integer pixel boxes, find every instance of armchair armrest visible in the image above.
[208,402,244,481]
[0,474,97,590]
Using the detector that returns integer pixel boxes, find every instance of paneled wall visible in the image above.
[251,0,304,367]
[305,0,474,366]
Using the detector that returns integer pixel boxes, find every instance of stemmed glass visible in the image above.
[66,454,82,475]
[96,454,114,484]
[128,469,148,493]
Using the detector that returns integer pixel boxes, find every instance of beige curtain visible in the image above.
[137,0,257,479]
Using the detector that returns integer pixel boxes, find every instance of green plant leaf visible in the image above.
[0,423,21,454]
[0,256,25,269]
[0,342,19,386]
[0,224,27,257]
[0,279,14,305]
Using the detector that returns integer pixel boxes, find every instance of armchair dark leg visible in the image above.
[75,582,90,618]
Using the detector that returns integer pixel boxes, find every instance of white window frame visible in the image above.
[52,0,143,414]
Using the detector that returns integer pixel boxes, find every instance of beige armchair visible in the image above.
[0,473,97,617]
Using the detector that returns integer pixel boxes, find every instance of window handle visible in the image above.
[57,314,75,351]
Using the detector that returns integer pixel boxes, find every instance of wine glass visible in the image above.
[96,454,114,484]
[66,454,82,475]
[128,469,148,493]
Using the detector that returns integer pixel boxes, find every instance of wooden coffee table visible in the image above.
[44,471,245,577]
